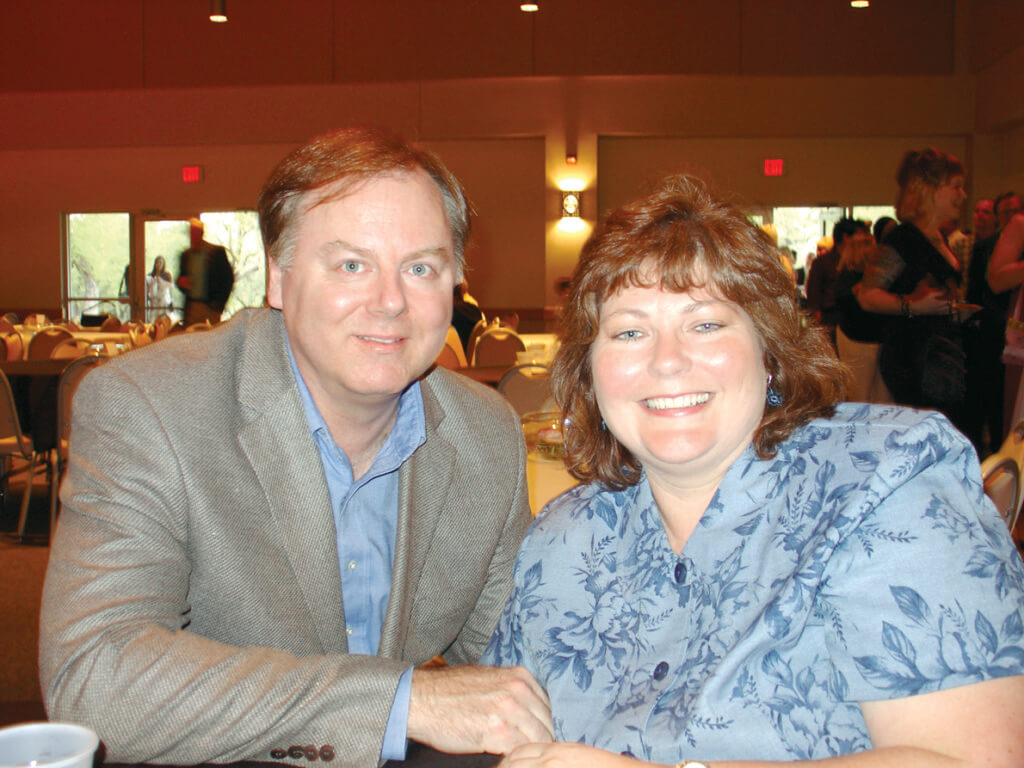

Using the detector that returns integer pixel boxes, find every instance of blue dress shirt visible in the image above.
[288,342,424,760]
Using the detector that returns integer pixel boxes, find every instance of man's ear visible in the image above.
[267,259,283,309]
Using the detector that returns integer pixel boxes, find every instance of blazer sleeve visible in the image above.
[446,401,532,665]
[38,363,409,766]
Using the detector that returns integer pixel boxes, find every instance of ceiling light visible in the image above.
[210,0,227,22]
[850,1,869,7]
[520,3,539,12]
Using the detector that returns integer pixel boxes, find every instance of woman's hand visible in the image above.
[905,285,952,316]
[498,742,647,768]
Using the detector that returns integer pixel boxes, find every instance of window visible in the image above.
[64,211,266,325]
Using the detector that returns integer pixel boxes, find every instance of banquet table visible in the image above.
[12,325,131,359]
[102,743,499,768]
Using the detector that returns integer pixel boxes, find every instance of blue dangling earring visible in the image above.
[766,374,784,407]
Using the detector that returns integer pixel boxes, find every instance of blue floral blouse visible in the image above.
[483,404,1024,763]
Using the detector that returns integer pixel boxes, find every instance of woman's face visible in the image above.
[154,257,165,272]
[590,283,767,486]
[932,174,967,225]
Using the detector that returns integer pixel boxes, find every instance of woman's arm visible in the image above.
[987,214,1024,294]
[498,675,1024,767]
[855,242,953,316]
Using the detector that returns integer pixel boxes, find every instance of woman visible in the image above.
[146,255,174,320]
[484,175,1024,766]
[856,148,970,431]
[988,211,1024,431]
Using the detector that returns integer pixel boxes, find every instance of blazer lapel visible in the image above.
[379,379,455,659]
[236,311,348,654]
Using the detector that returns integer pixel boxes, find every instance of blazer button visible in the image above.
[319,746,336,762]
[288,746,305,759]
[270,749,287,760]
[304,745,318,761]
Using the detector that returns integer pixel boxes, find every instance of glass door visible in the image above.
[65,212,133,325]
[143,218,190,322]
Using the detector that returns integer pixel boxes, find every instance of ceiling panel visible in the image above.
[533,0,742,76]
[741,0,955,76]
[144,0,334,87]
[0,0,144,91]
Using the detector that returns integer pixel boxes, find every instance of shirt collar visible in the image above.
[285,331,426,473]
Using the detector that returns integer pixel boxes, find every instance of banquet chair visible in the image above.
[435,327,468,370]
[26,326,73,359]
[1,331,24,361]
[471,325,526,367]
[49,355,107,536]
[464,319,488,365]
[0,370,49,540]
[498,364,555,416]
[49,338,89,359]
[980,420,1024,532]
[99,314,122,332]
[0,317,15,334]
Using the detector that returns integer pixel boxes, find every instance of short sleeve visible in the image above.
[860,244,906,292]
[820,419,1024,702]
[481,564,528,669]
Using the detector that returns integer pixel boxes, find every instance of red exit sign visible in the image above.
[182,165,203,183]
[764,158,784,177]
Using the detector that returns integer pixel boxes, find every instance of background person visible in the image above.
[177,218,235,324]
[40,127,551,766]
[832,218,891,403]
[145,255,174,320]
[856,148,971,435]
[484,174,1024,767]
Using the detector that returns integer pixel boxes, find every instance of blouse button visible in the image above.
[674,562,686,583]
[653,661,669,680]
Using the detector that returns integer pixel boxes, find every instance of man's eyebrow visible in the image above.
[318,239,372,259]
[317,241,451,260]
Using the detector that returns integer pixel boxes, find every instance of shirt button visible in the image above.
[347,560,357,570]
[345,627,353,636]
[653,661,669,680]
[674,562,686,583]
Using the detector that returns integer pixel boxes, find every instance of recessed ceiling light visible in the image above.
[520,3,539,11]
[850,0,869,7]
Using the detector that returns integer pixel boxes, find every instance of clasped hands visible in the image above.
[408,665,654,768]
[408,664,554,756]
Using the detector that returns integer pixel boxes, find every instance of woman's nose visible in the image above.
[650,333,689,375]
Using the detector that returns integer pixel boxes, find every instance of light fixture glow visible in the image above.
[210,0,227,22]
[558,178,584,193]
[850,0,869,7]
[557,216,586,234]
[520,3,539,12]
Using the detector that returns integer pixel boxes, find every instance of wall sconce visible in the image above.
[557,179,585,233]
[561,190,581,219]
[210,0,228,22]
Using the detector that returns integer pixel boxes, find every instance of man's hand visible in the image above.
[407,665,553,755]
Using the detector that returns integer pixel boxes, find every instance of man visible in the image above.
[996,192,1023,232]
[177,218,236,325]
[39,128,551,765]
[975,198,997,242]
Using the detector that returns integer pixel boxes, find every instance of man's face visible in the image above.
[837,230,872,260]
[974,200,996,240]
[267,170,456,419]
[997,196,1023,231]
